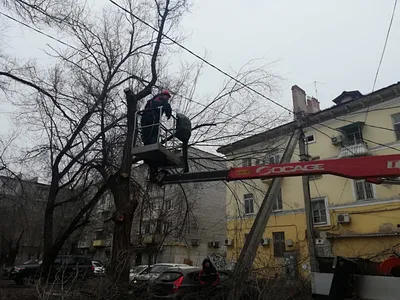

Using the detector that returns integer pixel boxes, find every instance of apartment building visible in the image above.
[217,82,400,276]
[78,147,227,268]
[131,147,227,267]
[0,175,76,266]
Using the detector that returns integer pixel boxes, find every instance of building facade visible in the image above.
[218,82,400,277]
[76,147,227,268]
[0,175,77,266]
[131,147,227,268]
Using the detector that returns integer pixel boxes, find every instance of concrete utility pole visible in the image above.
[298,128,319,273]
[292,84,319,272]
[228,129,300,300]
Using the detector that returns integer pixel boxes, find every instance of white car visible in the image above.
[92,260,105,275]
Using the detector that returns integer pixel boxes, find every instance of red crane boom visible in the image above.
[158,154,400,185]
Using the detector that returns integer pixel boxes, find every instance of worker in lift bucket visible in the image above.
[140,89,172,145]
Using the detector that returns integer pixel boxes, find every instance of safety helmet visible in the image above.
[161,89,171,97]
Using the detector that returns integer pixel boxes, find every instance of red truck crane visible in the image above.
[131,103,400,300]
[156,153,400,185]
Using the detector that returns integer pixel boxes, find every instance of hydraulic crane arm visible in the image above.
[158,154,400,185]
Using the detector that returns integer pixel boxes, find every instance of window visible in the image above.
[392,113,400,140]
[163,221,173,234]
[309,156,322,180]
[266,154,280,164]
[355,180,374,200]
[37,187,48,201]
[272,188,283,211]
[311,197,328,225]
[255,158,263,165]
[95,231,106,240]
[306,134,315,144]
[165,199,172,210]
[244,193,254,214]
[242,158,252,167]
[143,222,151,234]
[341,124,363,145]
[272,232,285,257]
[158,272,182,281]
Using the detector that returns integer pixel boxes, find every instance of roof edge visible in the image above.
[217,82,400,154]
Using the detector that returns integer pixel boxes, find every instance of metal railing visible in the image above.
[134,107,180,151]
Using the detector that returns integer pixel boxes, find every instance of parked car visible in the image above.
[149,267,260,300]
[132,263,189,293]
[92,260,105,276]
[130,264,152,282]
[11,255,94,285]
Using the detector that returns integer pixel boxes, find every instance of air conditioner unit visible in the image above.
[191,239,199,247]
[260,237,269,246]
[315,238,324,245]
[331,135,344,145]
[337,213,351,224]
[224,239,234,246]
[286,239,294,247]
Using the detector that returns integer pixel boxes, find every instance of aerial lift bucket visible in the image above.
[131,109,191,171]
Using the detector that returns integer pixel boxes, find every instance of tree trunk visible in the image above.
[41,207,55,275]
[109,89,139,282]
[110,177,137,282]
[8,249,18,266]
[8,230,24,266]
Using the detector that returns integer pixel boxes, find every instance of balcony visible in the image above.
[339,141,369,158]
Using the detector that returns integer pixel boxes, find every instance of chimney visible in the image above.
[306,97,321,114]
[291,85,307,114]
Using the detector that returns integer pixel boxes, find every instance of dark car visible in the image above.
[131,263,188,295]
[11,255,94,285]
[149,267,259,300]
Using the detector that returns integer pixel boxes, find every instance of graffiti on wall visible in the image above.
[207,252,227,270]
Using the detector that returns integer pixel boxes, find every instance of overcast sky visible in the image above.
[1,0,399,134]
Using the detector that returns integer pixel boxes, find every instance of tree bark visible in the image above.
[109,90,138,282]
[41,183,58,275]
[110,179,137,282]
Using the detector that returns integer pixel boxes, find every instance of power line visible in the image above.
[333,116,398,133]
[371,0,398,92]
[109,0,292,113]
[313,121,400,154]
[6,2,397,162]
[0,11,81,52]
[173,91,289,134]
[365,0,398,123]
[309,125,357,156]
[1,9,285,137]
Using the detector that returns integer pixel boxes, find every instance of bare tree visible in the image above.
[0,0,191,281]
[1,0,285,285]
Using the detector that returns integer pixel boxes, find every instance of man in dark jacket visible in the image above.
[141,89,172,145]
[175,113,192,173]
[199,258,220,287]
